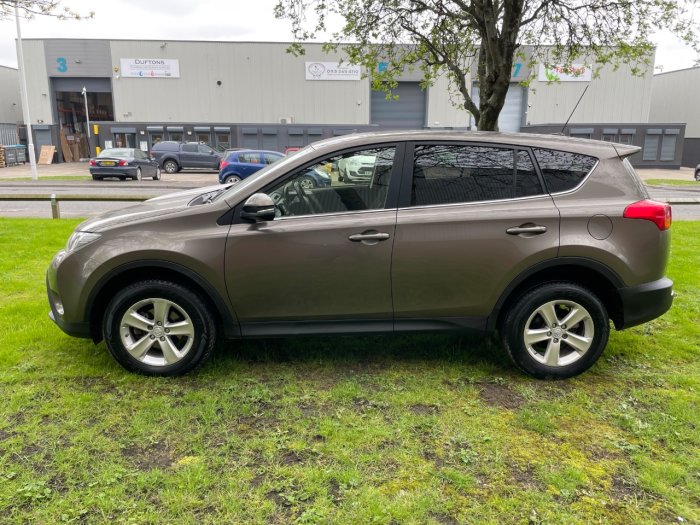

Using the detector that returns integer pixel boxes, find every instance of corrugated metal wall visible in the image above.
[0,124,19,145]
[650,68,700,139]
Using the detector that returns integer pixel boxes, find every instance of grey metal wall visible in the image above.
[0,66,22,124]
[650,68,700,139]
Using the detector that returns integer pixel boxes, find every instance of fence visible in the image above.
[0,193,151,219]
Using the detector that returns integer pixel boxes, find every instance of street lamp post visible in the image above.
[14,2,38,180]
[81,86,92,156]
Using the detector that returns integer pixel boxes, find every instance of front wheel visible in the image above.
[501,282,609,379]
[153,167,161,181]
[298,175,316,190]
[103,280,217,376]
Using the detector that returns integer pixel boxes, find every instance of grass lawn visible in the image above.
[0,218,698,524]
[645,179,699,187]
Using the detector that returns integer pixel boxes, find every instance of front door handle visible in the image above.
[506,225,548,235]
[348,231,390,244]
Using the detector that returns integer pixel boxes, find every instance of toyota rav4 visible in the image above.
[47,131,673,378]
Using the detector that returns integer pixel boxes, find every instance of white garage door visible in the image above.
[470,84,524,132]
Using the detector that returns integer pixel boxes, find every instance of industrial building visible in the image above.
[0,38,685,167]
[650,67,700,168]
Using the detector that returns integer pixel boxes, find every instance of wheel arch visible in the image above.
[489,257,625,332]
[86,261,239,343]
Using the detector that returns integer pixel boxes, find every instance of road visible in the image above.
[1,178,699,219]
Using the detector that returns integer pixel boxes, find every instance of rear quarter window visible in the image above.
[533,148,597,193]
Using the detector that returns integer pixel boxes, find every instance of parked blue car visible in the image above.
[218,149,331,188]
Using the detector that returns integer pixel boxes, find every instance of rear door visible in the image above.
[180,143,200,168]
[391,142,560,329]
[235,151,264,177]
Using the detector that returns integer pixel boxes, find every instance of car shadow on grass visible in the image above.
[213,333,512,369]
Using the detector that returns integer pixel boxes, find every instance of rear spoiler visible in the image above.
[610,143,641,159]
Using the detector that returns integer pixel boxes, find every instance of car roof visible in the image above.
[307,130,639,159]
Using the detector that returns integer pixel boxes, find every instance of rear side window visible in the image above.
[533,148,597,193]
[238,152,261,163]
[411,145,542,206]
[182,144,198,153]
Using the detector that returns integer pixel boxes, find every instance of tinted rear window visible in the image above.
[533,148,597,193]
[411,145,543,206]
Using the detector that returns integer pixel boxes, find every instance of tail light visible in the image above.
[623,200,672,231]
[220,160,229,170]
[89,159,96,166]
[117,160,128,166]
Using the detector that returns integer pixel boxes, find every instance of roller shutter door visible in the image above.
[371,82,426,129]
[470,85,524,132]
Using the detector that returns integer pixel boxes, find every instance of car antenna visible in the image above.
[560,84,590,135]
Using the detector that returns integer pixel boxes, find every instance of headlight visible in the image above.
[66,231,101,253]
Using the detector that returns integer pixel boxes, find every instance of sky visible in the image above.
[0,0,698,73]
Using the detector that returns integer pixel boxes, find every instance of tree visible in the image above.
[274,0,698,130]
[0,1,93,20]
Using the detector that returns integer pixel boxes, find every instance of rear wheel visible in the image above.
[163,160,179,174]
[91,175,101,181]
[501,282,609,379]
[103,280,217,376]
[225,174,242,184]
[695,169,700,181]
[134,168,142,181]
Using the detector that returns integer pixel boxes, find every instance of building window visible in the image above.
[216,133,230,151]
[169,132,183,142]
[618,134,634,145]
[660,134,677,161]
[643,134,660,161]
[196,132,210,145]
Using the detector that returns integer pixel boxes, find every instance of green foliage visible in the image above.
[274,0,698,130]
[0,218,699,523]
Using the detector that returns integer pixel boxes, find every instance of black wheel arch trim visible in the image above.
[487,256,625,331]
[85,259,240,341]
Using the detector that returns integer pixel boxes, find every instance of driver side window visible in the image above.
[266,147,396,218]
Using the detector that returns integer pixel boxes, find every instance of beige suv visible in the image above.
[47,131,673,378]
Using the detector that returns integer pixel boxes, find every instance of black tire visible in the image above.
[103,280,217,376]
[91,175,101,181]
[163,160,179,174]
[134,168,142,181]
[695,169,700,181]
[153,167,162,181]
[500,282,609,379]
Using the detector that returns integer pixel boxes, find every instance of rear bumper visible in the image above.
[89,166,137,177]
[618,277,673,329]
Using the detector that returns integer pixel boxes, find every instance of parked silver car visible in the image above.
[48,131,673,378]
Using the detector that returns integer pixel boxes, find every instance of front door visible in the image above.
[225,145,401,335]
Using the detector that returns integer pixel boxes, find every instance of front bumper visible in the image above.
[46,261,91,339]
[618,277,674,329]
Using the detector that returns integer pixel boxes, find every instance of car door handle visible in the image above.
[348,232,390,242]
[506,225,548,235]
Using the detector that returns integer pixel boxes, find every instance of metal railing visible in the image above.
[0,193,153,219]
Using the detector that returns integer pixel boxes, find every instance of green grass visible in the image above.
[645,178,699,186]
[1,218,699,524]
[1,176,92,182]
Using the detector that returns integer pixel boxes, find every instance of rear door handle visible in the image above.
[506,225,548,235]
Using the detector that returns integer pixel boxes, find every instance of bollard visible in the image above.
[50,193,60,219]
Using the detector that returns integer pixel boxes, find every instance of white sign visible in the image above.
[305,61,361,81]
[140,141,148,152]
[538,64,592,82]
[120,58,180,78]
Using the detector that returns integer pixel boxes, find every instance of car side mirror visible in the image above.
[240,193,276,222]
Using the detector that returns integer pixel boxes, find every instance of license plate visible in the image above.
[101,161,116,166]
